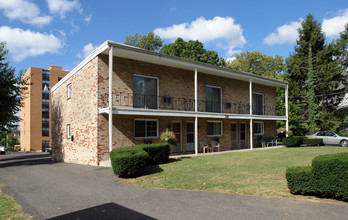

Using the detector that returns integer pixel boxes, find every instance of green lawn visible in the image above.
[0,185,31,220]
[122,146,348,199]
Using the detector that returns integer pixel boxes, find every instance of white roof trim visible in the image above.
[98,107,287,121]
[52,40,288,92]
[51,41,109,92]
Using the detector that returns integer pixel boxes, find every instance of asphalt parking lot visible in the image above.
[1,152,347,220]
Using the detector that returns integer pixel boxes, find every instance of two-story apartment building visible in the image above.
[51,41,288,166]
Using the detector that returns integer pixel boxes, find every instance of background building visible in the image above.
[20,66,68,151]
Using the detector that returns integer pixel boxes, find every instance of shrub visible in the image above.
[286,166,314,195]
[141,143,170,165]
[286,152,348,202]
[160,131,177,146]
[110,148,149,178]
[283,136,307,147]
[311,152,348,201]
[303,138,323,146]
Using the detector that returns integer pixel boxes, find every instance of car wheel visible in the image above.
[340,140,348,147]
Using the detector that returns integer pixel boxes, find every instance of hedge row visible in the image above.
[286,152,348,201]
[109,143,170,178]
[303,138,323,146]
[283,136,307,147]
[283,136,324,147]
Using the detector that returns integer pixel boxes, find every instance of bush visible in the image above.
[286,166,314,195]
[109,143,171,177]
[283,136,307,147]
[141,143,170,165]
[286,152,348,201]
[303,138,323,146]
[110,147,149,178]
[311,152,348,201]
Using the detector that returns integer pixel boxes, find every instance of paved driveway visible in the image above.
[0,152,347,220]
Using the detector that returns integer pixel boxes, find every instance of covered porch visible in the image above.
[99,110,284,155]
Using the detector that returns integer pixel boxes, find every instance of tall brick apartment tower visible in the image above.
[20,65,68,151]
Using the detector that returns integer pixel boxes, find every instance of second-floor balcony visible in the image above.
[100,92,278,116]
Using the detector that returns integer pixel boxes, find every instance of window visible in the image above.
[67,84,71,99]
[58,77,62,81]
[67,124,71,138]
[316,132,325,136]
[134,119,158,138]
[133,75,158,109]
[205,86,221,113]
[42,141,50,150]
[42,128,49,137]
[253,93,264,115]
[253,121,264,135]
[207,121,223,136]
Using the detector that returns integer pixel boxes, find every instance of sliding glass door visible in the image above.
[133,75,157,109]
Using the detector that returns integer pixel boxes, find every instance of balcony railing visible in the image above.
[100,92,277,116]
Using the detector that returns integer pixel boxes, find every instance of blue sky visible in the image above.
[0,0,347,75]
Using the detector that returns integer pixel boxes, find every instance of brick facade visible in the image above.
[52,52,282,166]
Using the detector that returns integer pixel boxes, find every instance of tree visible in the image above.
[285,14,344,134]
[124,32,163,52]
[160,38,226,66]
[334,23,348,70]
[0,41,29,133]
[226,51,284,79]
[307,45,319,134]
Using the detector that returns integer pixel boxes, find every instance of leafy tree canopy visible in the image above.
[226,51,284,80]
[124,32,163,52]
[160,38,226,67]
[285,14,346,134]
[0,41,29,133]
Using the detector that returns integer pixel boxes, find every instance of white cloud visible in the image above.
[264,20,302,45]
[225,49,243,63]
[154,16,246,53]
[77,43,98,59]
[322,8,348,37]
[0,26,63,62]
[47,0,82,18]
[84,14,92,23]
[0,0,51,26]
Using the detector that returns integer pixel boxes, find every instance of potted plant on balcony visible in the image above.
[160,131,177,153]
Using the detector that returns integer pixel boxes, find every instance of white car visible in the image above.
[0,146,6,154]
[306,131,348,147]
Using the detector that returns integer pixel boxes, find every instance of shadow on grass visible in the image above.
[121,158,182,179]
[48,203,155,220]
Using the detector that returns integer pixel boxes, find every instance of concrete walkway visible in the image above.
[0,152,347,220]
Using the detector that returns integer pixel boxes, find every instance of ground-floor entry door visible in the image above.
[186,122,195,152]
[172,121,182,153]
[240,123,247,147]
[231,122,238,148]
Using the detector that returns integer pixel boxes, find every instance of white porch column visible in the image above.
[109,46,114,154]
[285,84,289,137]
[249,78,252,115]
[249,79,253,149]
[250,119,253,149]
[194,68,198,155]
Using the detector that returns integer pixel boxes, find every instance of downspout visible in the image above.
[249,79,253,149]
[194,68,198,155]
[109,46,114,158]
